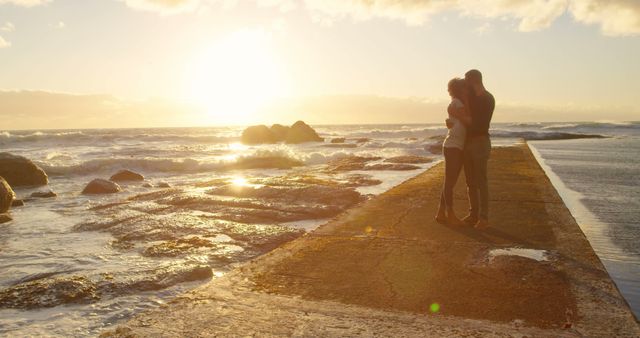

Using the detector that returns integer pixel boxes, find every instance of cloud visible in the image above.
[120,0,202,15]
[0,36,10,48]
[1,22,15,32]
[1,0,639,36]
[0,0,51,6]
[570,0,640,36]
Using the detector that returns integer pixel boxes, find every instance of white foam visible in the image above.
[489,248,549,262]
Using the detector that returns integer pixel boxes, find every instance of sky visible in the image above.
[1,0,639,129]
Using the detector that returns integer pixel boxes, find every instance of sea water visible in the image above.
[0,121,638,335]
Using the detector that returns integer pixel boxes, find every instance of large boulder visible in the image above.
[0,177,15,213]
[241,125,277,145]
[285,121,324,144]
[0,153,48,187]
[82,179,121,195]
[269,124,290,142]
[110,169,144,182]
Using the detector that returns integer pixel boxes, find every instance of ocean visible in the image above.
[0,121,638,336]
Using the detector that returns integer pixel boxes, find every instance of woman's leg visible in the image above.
[443,147,464,224]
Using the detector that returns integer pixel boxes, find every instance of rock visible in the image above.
[0,153,48,187]
[322,143,358,149]
[157,182,171,188]
[270,124,290,142]
[326,156,381,172]
[110,169,144,182]
[364,163,421,171]
[241,125,277,145]
[331,138,346,144]
[142,183,153,188]
[0,177,15,213]
[285,121,324,144]
[426,142,443,155]
[0,275,99,309]
[0,214,11,224]
[31,190,57,198]
[82,179,122,195]
[11,199,24,207]
[384,156,433,164]
[240,121,323,145]
[353,138,370,143]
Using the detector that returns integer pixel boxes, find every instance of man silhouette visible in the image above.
[450,69,495,229]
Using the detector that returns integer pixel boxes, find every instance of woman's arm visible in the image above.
[449,104,472,126]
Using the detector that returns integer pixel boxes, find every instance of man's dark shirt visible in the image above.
[467,90,495,138]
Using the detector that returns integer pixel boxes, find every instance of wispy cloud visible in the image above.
[120,0,201,15]
[1,0,639,36]
[0,35,10,48]
[1,22,15,32]
[0,0,51,6]
[570,0,640,36]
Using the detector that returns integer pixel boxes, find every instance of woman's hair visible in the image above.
[447,77,467,100]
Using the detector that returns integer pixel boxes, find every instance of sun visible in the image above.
[183,30,290,125]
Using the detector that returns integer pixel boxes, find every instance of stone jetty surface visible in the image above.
[104,144,639,337]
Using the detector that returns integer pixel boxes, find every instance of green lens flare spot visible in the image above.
[430,303,440,313]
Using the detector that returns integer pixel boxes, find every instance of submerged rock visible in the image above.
[384,155,433,164]
[0,153,48,187]
[0,177,15,213]
[110,169,144,182]
[0,213,11,224]
[0,276,99,309]
[157,182,171,188]
[31,190,57,198]
[241,125,278,145]
[82,179,122,195]
[326,156,381,172]
[285,121,324,144]
[143,237,218,257]
[11,199,24,207]
[364,163,421,171]
[331,137,346,144]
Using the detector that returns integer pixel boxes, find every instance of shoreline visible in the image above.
[105,143,638,336]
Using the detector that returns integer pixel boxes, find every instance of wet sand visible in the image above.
[104,144,639,337]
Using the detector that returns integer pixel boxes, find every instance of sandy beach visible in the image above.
[102,143,639,337]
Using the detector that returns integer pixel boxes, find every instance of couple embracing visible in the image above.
[435,69,495,230]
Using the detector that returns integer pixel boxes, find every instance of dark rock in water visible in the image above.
[142,183,153,188]
[241,121,323,145]
[11,199,24,207]
[0,152,49,187]
[331,138,346,144]
[426,142,443,155]
[31,190,57,198]
[270,124,290,142]
[384,155,433,164]
[364,163,421,171]
[353,138,370,143]
[82,179,122,195]
[110,169,144,182]
[0,213,11,224]
[341,174,382,187]
[0,276,99,309]
[285,120,324,144]
[241,125,277,145]
[0,177,15,213]
[158,182,171,188]
[326,156,381,172]
[143,237,218,257]
[323,143,358,149]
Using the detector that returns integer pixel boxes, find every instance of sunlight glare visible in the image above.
[184,30,290,125]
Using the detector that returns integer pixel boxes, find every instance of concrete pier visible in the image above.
[104,144,639,337]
